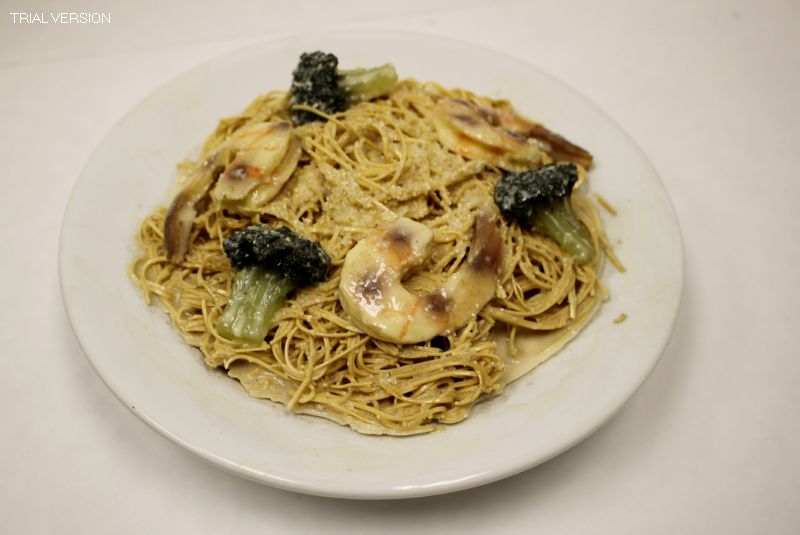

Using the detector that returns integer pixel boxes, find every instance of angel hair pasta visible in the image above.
[130,52,621,435]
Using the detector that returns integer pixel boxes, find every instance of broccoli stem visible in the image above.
[216,266,294,344]
[338,64,398,105]
[531,198,596,265]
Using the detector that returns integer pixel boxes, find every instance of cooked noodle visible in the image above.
[130,79,611,435]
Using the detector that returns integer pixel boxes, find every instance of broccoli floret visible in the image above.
[289,51,398,125]
[494,163,595,264]
[217,226,330,343]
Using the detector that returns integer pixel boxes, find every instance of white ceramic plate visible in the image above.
[59,31,682,499]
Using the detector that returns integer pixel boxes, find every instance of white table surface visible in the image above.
[2,1,798,533]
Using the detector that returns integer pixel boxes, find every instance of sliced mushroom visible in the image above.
[164,158,220,263]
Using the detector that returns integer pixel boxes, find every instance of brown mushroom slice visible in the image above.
[164,159,220,263]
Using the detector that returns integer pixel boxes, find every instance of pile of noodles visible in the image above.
[130,79,618,435]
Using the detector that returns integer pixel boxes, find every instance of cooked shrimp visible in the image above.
[164,121,300,263]
[338,210,503,344]
[492,100,594,168]
[433,97,593,170]
[210,121,300,209]
[433,98,542,172]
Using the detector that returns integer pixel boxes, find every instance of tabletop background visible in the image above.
[2,0,798,533]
